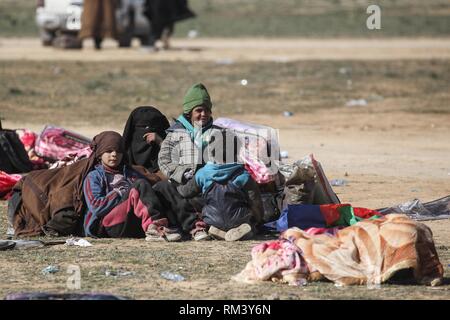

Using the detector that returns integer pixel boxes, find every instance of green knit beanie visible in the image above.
[182,83,212,114]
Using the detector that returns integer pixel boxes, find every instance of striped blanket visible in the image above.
[234,214,444,286]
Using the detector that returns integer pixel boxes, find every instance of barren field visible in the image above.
[0,37,449,299]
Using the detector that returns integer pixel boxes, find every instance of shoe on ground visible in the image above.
[225,223,252,241]
[162,227,182,242]
[193,229,211,241]
[145,224,181,242]
[208,226,226,240]
[145,234,166,242]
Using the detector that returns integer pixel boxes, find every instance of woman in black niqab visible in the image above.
[123,106,170,172]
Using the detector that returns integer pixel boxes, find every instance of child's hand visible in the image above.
[114,185,130,197]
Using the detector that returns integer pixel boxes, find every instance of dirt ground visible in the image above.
[0,37,449,300]
[1,38,450,62]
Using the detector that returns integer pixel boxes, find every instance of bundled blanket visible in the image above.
[234,214,444,286]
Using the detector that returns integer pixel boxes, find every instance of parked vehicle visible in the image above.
[35,0,151,48]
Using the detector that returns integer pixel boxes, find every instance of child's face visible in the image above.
[100,150,123,169]
[191,105,212,127]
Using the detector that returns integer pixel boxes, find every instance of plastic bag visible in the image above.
[214,117,280,184]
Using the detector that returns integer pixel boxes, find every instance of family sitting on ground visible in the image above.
[6,83,446,287]
[9,83,264,242]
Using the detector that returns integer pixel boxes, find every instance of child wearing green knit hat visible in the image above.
[182,83,213,114]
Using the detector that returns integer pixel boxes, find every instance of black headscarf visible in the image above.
[122,106,170,172]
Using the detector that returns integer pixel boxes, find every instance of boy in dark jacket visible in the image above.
[177,162,263,241]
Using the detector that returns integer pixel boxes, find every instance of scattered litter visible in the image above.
[240,79,248,86]
[160,271,185,282]
[271,56,289,63]
[52,67,62,75]
[13,240,46,249]
[42,265,59,275]
[346,80,352,89]
[346,99,368,107]
[330,179,348,186]
[105,270,135,277]
[0,241,16,251]
[0,239,65,250]
[339,67,350,75]
[187,30,198,38]
[280,151,289,159]
[377,196,450,221]
[65,238,92,247]
[6,240,46,250]
[283,111,293,117]
[215,58,234,65]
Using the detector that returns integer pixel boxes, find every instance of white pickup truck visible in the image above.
[35,0,151,48]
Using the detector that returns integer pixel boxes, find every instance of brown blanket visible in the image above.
[234,214,444,286]
[12,158,165,236]
[13,158,92,236]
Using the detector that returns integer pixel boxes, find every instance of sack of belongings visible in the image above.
[279,154,340,209]
[0,120,33,174]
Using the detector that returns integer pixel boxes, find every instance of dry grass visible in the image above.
[0,204,449,299]
[1,59,449,129]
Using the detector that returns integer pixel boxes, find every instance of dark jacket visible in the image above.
[177,163,264,230]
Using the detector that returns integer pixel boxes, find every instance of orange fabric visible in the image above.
[284,214,444,286]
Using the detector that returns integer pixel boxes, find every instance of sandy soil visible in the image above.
[1,37,450,62]
[0,37,449,300]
